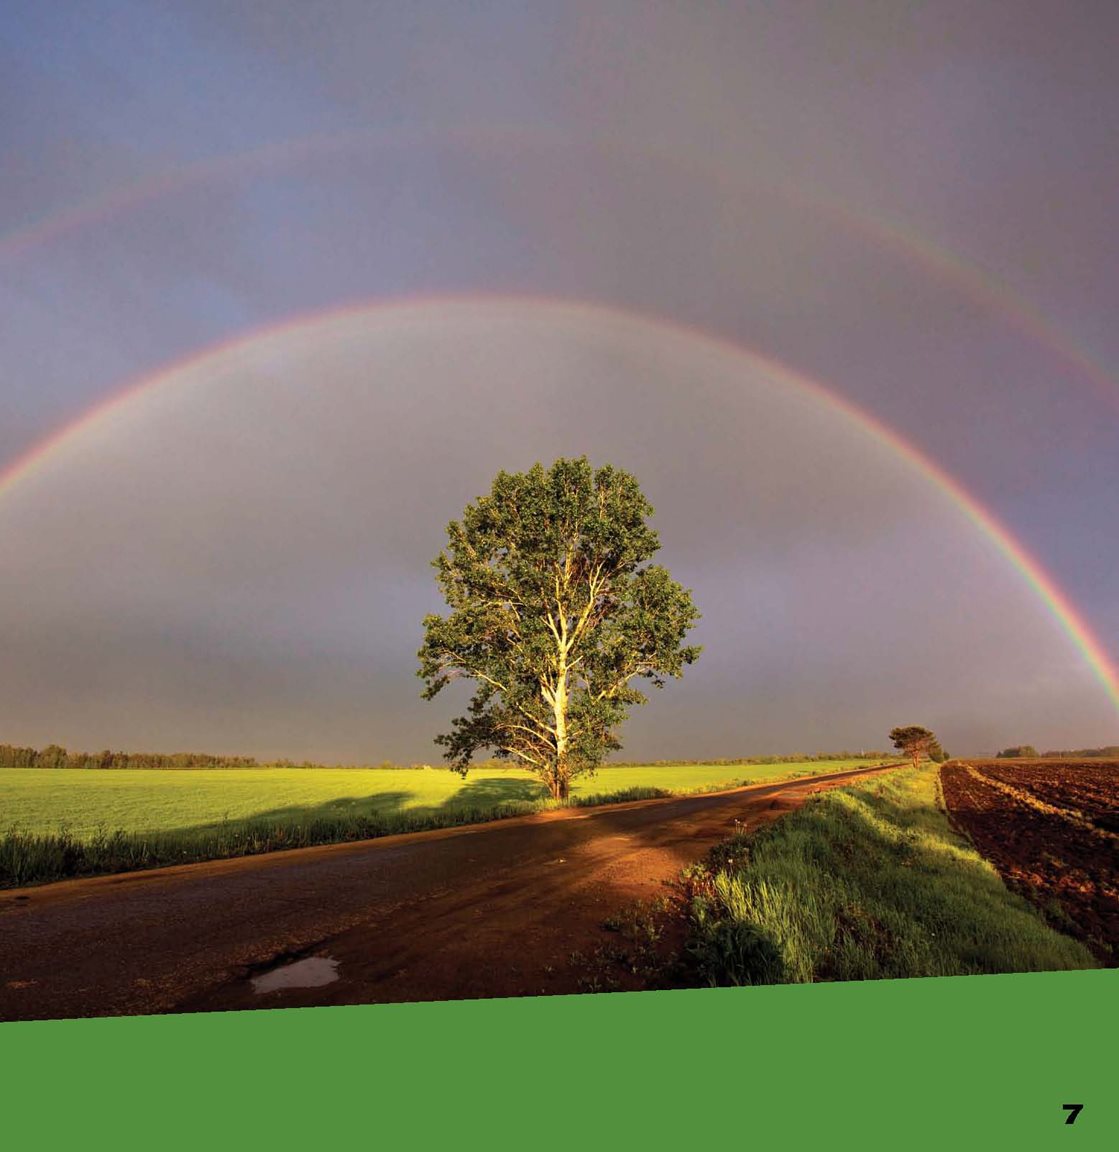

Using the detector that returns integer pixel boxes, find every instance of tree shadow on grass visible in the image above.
[175,772,548,843]
[437,773,548,814]
[181,791,416,836]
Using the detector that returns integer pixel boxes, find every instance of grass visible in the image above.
[679,764,1099,985]
[0,759,874,888]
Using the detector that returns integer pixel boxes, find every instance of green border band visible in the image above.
[3,970,1115,1149]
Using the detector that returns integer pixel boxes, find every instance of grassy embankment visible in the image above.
[0,759,875,888]
[675,763,1098,984]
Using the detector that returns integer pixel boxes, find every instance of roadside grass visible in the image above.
[677,764,1099,986]
[0,760,879,888]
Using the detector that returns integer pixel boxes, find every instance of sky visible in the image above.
[1,1,1117,762]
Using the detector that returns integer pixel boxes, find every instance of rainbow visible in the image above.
[2,293,1117,716]
[818,201,1119,418]
[5,127,1119,422]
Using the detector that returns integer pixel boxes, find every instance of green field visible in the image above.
[0,760,875,887]
[0,761,872,838]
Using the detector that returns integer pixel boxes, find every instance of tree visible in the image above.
[928,738,949,763]
[418,457,702,800]
[996,745,1038,759]
[39,743,68,769]
[888,725,939,770]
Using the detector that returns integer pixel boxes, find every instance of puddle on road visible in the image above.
[251,955,340,994]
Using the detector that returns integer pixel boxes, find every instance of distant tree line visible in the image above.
[0,743,445,770]
[997,744,1119,759]
[0,741,897,772]
[608,751,893,768]
[0,743,260,770]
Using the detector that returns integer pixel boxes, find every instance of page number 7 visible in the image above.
[1062,1104,1084,1125]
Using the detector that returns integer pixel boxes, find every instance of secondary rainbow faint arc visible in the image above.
[2,293,1117,715]
[6,126,1119,420]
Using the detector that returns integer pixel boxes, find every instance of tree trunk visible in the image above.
[547,759,570,801]
[549,630,571,802]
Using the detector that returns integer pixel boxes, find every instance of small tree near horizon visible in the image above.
[889,725,939,770]
[996,745,1038,759]
[418,457,702,800]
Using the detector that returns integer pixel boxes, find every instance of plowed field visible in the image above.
[940,760,1118,962]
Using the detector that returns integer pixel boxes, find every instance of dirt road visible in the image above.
[0,765,894,1021]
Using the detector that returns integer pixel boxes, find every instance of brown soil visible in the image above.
[939,760,1119,962]
[0,765,893,1021]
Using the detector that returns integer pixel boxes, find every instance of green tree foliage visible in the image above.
[418,458,702,800]
[928,738,949,763]
[888,725,939,770]
[996,745,1039,759]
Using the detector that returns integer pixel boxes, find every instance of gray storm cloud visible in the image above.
[0,300,1109,762]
